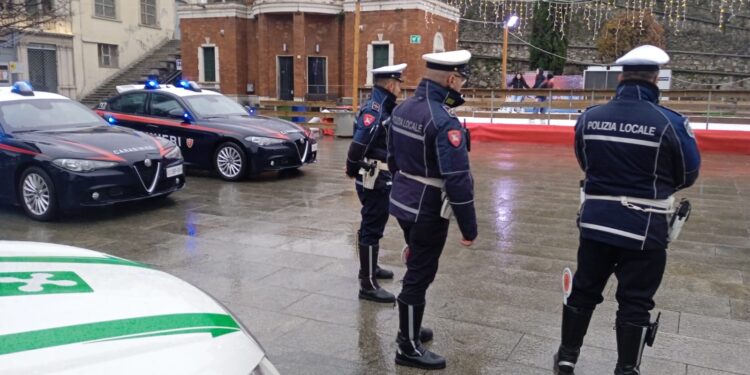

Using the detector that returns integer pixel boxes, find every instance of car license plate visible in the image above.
[312,143,318,152]
[166,165,183,178]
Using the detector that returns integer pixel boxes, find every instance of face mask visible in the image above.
[443,88,465,108]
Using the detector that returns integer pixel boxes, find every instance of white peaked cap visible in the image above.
[615,45,670,71]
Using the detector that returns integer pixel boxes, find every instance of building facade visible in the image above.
[178,0,459,101]
[0,0,176,99]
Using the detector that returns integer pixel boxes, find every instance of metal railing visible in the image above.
[256,88,750,130]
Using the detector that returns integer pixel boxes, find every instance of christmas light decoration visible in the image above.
[442,0,748,35]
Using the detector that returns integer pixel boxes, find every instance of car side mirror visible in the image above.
[169,108,191,123]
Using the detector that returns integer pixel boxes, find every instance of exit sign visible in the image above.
[410,35,422,44]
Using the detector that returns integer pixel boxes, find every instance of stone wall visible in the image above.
[459,0,750,89]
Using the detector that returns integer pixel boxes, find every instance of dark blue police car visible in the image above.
[95,81,317,181]
[0,82,185,221]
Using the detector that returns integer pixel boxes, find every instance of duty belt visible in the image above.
[399,171,451,219]
[398,171,444,189]
[363,157,389,172]
[584,194,675,214]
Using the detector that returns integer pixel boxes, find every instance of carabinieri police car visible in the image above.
[0,241,280,375]
[95,80,317,181]
[0,82,185,221]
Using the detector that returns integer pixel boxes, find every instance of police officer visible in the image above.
[554,45,701,375]
[388,50,477,370]
[346,63,407,303]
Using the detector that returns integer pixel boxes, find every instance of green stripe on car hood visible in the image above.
[0,313,240,355]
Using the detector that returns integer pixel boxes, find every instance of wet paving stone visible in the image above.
[0,138,748,373]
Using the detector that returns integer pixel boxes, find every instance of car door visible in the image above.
[145,92,188,148]
[146,93,215,165]
[105,92,149,133]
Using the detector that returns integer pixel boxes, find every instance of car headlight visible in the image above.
[164,146,182,159]
[250,357,280,375]
[245,136,285,146]
[53,159,118,172]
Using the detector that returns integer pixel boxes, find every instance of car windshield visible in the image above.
[184,95,250,118]
[0,99,105,132]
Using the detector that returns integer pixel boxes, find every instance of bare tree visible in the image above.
[1,0,71,38]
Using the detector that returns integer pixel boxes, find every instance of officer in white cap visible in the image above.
[553,45,700,375]
[387,50,477,370]
[346,63,407,303]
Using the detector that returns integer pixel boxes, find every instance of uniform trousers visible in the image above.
[397,218,450,305]
[567,238,667,325]
[356,185,390,246]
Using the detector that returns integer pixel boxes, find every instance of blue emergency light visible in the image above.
[145,80,160,89]
[11,81,34,96]
[105,115,118,125]
[177,80,202,92]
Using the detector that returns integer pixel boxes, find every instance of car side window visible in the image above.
[109,93,147,115]
[149,94,183,118]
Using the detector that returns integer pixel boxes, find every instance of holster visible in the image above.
[668,199,691,242]
[359,161,379,190]
[645,312,661,347]
[440,191,453,220]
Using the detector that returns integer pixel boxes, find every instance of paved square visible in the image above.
[0,138,748,374]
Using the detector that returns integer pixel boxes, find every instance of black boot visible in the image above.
[375,266,394,279]
[358,243,395,303]
[395,300,446,370]
[396,327,433,344]
[553,304,594,375]
[366,244,393,279]
[614,321,648,375]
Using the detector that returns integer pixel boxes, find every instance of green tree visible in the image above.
[596,12,666,62]
[528,2,568,74]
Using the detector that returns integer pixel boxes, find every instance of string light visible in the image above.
[441,0,749,35]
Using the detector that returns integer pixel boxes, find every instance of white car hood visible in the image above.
[0,241,264,375]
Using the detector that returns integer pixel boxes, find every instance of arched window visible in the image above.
[433,32,445,53]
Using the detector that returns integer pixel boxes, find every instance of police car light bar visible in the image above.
[177,80,202,92]
[11,81,34,96]
[115,85,143,94]
[145,80,160,90]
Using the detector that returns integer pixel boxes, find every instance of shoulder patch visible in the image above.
[447,129,463,148]
[371,101,381,112]
[363,114,376,127]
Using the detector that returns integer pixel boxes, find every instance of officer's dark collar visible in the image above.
[615,80,660,104]
[372,85,397,112]
[372,85,396,102]
[416,78,447,99]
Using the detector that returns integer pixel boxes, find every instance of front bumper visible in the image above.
[49,160,185,210]
[249,138,317,174]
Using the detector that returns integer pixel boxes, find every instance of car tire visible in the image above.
[214,142,247,181]
[18,166,58,221]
